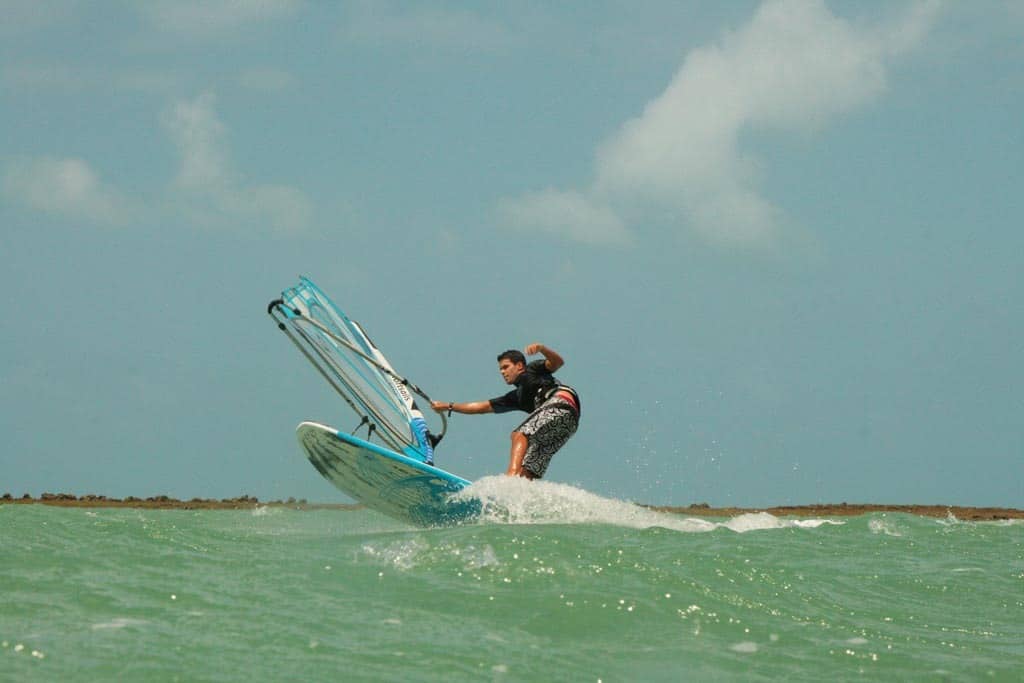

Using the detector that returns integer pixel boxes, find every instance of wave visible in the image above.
[452,476,843,533]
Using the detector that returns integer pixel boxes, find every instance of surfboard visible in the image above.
[296,421,479,527]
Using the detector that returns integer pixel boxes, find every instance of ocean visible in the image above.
[3,478,1022,682]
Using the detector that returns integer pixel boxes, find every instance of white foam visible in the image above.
[360,537,500,573]
[720,512,843,532]
[792,519,843,528]
[868,518,903,537]
[360,538,431,570]
[722,512,786,532]
[936,510,963,526]
[453,477,843,533]
[730,641,758,653]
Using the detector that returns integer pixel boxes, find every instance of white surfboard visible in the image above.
[296,421,479,527]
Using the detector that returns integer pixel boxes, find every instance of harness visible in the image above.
[543,384,581,417]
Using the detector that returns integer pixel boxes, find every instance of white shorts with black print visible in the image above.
[514,395,579,478]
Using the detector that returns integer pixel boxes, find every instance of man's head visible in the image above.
[497,349,526,385]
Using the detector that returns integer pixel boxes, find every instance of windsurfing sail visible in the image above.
[267,277,444,464]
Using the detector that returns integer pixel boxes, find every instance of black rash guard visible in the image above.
[489,360,559,414]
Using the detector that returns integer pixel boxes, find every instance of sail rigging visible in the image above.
[268,277,444,463]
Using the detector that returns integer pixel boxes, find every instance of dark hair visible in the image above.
[497,349,526,366]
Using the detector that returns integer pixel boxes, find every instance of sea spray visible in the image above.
[454,476,843,533]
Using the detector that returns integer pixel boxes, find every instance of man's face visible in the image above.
[498,359,525,385]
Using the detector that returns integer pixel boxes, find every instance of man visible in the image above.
[431,343,580,479]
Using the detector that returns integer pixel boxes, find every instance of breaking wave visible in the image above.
[453,476,843,533]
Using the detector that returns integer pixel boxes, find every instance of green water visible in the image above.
[2,494,1022,682]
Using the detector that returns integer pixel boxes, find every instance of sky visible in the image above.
[2,1,1022,508]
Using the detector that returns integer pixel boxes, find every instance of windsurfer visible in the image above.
[431,344,580,479]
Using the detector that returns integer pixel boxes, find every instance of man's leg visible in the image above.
[506,431,536,478]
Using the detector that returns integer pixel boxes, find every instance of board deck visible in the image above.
[296,421,479,527]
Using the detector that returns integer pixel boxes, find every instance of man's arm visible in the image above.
[525,343,564,372]
[430,400,494,415]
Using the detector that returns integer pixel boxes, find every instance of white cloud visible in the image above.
[4,94,310,233]
[3,157,131,226]
[498,189,631,246]
[138,0,301,37]
[163,92,232,192]
[162,91,312,232]
[501,0,941,249]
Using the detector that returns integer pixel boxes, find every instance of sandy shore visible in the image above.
[1,493,357,511]
[3,493,1022,520]
[646,503,1024,521]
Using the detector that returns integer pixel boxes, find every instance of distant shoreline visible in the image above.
[3,493,1021,520]
[645,503,1024,521]
[0,493,358,512]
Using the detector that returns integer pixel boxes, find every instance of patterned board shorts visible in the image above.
[515,396,579,478]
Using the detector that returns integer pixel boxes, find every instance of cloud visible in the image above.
[138,0,301,37]
[162,91,312,232]
[163,92,231,192]
[497,189,631,246]
[3,157,132,226]
[501,0,941,249]
[5,93,310,233]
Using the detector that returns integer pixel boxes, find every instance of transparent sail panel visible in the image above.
[280,277,417,452]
